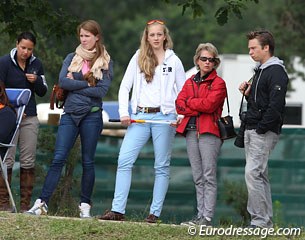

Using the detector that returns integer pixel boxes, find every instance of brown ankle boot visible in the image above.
[20,168,35,212]
[0,168,12,211]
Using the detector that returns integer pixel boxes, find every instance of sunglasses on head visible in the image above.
[199,56,217,63]
[147,19,165,25]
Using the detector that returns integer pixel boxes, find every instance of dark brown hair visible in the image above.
[246,30,275,55]
[0,81,10,106]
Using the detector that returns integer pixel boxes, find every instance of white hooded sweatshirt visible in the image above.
[118,49,186,117]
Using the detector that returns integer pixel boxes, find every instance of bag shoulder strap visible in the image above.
[238,93,245,115]
[224,89,231,115]
[238,73,256,115]
[49,84,57,110]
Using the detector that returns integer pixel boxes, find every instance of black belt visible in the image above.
[137,106,160,113]
[246,124,257,130]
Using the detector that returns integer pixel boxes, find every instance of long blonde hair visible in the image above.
[138,21,173,82]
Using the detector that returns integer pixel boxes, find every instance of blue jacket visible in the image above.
[0,48,48,116]
[58,53,113,125]
[0,106,17,158]
[0,106,17,143]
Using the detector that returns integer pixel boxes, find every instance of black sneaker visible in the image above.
[198,217,212,227]
[180,216,201,226]
[246,224,259,228]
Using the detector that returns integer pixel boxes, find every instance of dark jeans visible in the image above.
[40,111,102,204]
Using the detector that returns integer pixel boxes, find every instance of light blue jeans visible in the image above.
[111,112,176,217]
[244,129,279,228]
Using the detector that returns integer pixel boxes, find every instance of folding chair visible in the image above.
[0,88,31,213]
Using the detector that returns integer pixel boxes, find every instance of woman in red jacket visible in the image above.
[176,43,227,227]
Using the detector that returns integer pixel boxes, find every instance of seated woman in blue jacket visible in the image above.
[0,80,17,159]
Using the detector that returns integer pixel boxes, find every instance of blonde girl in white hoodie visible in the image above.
[100,19,185,223]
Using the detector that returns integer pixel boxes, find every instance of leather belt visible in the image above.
[137,106,160,113]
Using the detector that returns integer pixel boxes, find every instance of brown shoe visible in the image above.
[99,210,125,221]
[0,168,12,212]
[20,168,35,212]
[145,214,159,223]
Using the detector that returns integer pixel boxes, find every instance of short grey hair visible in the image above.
[193,43,221,70]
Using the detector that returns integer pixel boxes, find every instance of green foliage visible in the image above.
[216,0,260,25]
[34,34,67,103]
[165,0,305,84]
[37,126,57,153]
[168,0,260,25]
[274,0,305,80]
[35,126,57,189]
[222,179,250,225]
[0,0,78,41]
[0,0,80,103]
[215,6,229,25]
[178,0,205,18]
[273,200,284,227]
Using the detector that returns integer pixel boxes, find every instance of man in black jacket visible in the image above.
[238,30,289,228]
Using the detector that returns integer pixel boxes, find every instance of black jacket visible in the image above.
[0,48,48,116]
[246,57,289,134]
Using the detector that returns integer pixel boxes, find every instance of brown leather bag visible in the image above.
[50,84,67,110]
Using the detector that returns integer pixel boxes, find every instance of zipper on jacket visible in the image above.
[192,79,201,139]
[254,69,263,103]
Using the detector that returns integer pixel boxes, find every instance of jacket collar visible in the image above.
[192,69,217,83]
[9,48,36,66]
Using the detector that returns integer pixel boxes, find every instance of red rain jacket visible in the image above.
[176,70,227,137]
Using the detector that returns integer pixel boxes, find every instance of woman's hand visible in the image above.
[170,115,184,127]
[120,116,131,126]
[25,73,37,83]
[66,72,74,79]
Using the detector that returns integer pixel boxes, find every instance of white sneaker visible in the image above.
[79,203,91,218]
[26,199,48,215]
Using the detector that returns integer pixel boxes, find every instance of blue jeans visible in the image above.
[111,112,176,217]
[40,111,102,204]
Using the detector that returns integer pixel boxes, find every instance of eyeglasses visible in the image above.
[147,19,165,25]
[199,56,217,63]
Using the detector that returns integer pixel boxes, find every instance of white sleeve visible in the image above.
[118,53,138,117]
[175,57,186,93]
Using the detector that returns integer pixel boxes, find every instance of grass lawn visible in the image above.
[0,212,303,240]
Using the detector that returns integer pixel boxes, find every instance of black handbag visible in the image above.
[217,93,237,140]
